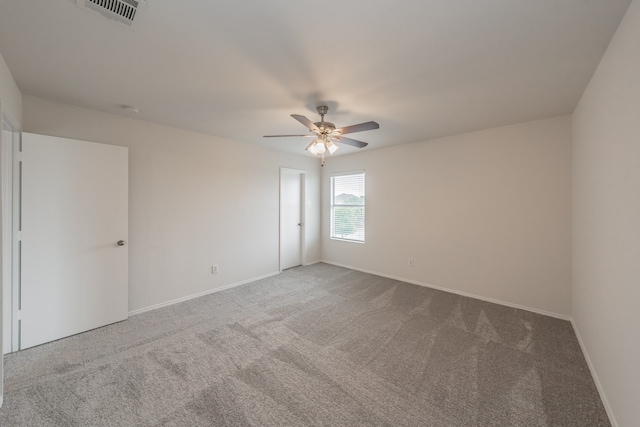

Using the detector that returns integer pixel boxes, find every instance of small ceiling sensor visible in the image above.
[122,106,140,114]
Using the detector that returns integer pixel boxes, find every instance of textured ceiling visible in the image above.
[0,0,632,156]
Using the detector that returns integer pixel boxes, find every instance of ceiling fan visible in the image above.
[264,106,379,160]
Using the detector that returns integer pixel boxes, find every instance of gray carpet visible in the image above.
[0,263,610,426]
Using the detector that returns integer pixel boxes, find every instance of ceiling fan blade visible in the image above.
[336,121,379,135]
[338,136,368,148]
[263,134,313,138]
[291,114,320,132]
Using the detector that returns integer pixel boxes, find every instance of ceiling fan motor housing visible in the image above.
[315,121,336,133]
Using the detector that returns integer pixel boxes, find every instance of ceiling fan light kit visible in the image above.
[306,135,339,156]
[264,105,379,164]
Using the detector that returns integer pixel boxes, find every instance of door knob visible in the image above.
[117,240,126,246]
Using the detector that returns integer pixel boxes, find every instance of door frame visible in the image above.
[279,168,306,271]
[1,109,20,355]
[1,103,20,406]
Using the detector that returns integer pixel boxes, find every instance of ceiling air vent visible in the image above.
[77,0,148,27]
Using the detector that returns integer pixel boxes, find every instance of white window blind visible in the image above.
[330,172,365,242]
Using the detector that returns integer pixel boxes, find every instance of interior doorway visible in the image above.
[280,168,306,270]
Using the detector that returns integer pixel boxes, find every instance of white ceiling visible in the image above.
[0,0,632,156]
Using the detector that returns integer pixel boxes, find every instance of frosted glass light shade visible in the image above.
[307,140,319,155]
[326,140,339,154]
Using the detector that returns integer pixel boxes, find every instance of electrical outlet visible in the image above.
[212,265,219,274]
[408,258,414,267]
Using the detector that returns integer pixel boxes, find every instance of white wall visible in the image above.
[572,1,640,425]
[23,95,322,313]
[322,116,572,317]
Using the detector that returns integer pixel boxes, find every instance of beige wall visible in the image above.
[572,1,640,425]
[322,116,572,317]
[23,95,322,313]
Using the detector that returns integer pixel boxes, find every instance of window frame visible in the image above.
[330,170,365,243]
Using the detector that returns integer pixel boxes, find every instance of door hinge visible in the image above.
[17,310,22,320]
[14,151,22,162]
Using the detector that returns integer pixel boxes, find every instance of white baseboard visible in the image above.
[0,395,3,407]
[571,320,618,427]
[128,270,281,317]
[321,260,571,321]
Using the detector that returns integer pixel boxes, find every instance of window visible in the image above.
[330,171,365,242]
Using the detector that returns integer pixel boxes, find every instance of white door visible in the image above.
[20,133,129,350]
[280,169,304,270]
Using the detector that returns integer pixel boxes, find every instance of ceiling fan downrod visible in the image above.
[314,105,335,134]
[317,105,329,120]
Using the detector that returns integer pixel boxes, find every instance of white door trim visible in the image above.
[279,168,306,271]
[1,110,19,355]
[1,103,20,406]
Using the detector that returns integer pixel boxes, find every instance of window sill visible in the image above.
[330,237,365,244]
